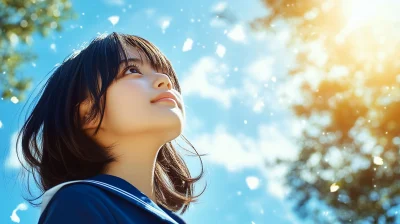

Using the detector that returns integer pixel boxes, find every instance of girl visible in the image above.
[16,32,207,223]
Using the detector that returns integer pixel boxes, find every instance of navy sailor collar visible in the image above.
[40,174,186,224]
[89,173,160,209]
[88,173,185,224]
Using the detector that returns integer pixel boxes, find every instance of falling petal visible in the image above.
[212,2,228,13]
[160,18,171,33]
[330,183,339,192]
[10,203,28,223]
[50,43,56,52]
[227,24,246,42]
[246,176,260,190]
[108,16,120,26]
[11,96,19,104]
[216,44,226,58]
[182,38,193,52]
[373,156,383,165]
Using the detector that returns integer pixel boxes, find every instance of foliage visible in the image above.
[0,0,77,101]
[251,1,400,223]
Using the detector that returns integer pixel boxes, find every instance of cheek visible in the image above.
[104,83,150,128]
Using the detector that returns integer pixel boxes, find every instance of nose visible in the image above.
[154,73,173,90]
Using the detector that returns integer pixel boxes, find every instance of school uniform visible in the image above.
[38,174,187,224]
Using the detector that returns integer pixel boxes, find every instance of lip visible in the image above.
[153,98,177,104]
[151,91,180,108]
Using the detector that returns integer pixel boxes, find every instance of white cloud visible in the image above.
[190,123,299,199]
[252,100,265,113]
[245,57,275,82]
[183,114,205,135]
[237,56,276,113]
[191,125,262,172]
[242,79,262,104]
[264,163,291,199]
[5,132,26,169]
[10,203,28,223]
[276,66,322,107]
[103,0,124,6]
[0,120,3,128]
[180,57,238,109]
[182,38,193,52]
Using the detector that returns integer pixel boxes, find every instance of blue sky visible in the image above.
[0,0,312,223]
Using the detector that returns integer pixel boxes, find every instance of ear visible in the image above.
[78,98,97,130]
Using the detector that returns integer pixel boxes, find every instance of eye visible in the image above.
[124,64,142,76]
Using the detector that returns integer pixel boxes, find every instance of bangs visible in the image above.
[117,34,179,90]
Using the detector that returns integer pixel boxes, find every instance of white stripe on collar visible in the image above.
[40,180,178,224]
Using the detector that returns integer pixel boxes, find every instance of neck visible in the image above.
[104,154,158,203]
[95,132,168,204]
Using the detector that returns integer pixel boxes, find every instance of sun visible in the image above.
[335,0,400,44]
[341,0,398,29]
[343,0,378,25]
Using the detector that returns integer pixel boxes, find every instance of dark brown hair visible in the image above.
[16,32,207,215]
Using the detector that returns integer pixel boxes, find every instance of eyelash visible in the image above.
[123,63,142,76]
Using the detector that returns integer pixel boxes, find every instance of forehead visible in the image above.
[117,40,170,75]
[120,45,148,63]
[121,45,140,58]
[118,45,152,72]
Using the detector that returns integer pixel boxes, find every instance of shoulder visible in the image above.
[55,182,105,198]
[168,212,187,224]
[39,183,115,224]
[158,204,187,224]
[48,183,109,207]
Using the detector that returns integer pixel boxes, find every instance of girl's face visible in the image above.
[79,45,185,146]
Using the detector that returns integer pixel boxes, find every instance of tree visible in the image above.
[0,0,77,101]
[250,1,400,223]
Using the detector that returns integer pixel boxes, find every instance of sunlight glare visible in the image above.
[342,0,380,27]
[337,0,398,44]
